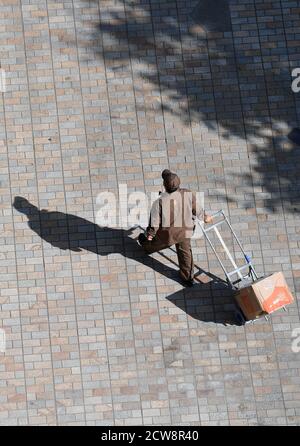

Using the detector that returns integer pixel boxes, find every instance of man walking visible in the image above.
[138,169,213,286]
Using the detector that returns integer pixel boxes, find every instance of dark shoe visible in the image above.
[182,278,195,287]
[137,233,147,246]
[178,272,195,287]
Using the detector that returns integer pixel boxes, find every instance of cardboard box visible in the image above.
[235,272,294,321]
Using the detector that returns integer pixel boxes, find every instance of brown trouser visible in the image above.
[140,237,194,282]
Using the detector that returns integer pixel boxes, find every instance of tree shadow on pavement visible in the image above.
[78,0,300,213]
[13,196,237,325]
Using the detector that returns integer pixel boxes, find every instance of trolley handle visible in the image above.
[205,209,225,221]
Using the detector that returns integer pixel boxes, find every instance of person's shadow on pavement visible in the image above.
[13,196,237,325]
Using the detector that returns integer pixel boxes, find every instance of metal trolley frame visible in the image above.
[198,210,261,324]
[198,210,259,289]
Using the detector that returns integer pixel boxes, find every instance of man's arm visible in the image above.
[146,198,161,240]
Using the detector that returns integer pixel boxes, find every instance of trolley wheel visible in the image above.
[235,309,246,326]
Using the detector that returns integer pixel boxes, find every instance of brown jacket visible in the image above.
[146,188,203,246]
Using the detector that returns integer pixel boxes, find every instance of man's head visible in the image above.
[162,169,180,193]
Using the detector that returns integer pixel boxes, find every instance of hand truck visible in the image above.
[197,210,260,325]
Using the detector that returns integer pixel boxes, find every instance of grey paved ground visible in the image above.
[0,0,300,426]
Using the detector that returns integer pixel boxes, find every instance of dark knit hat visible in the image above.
[161,169,180,193]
